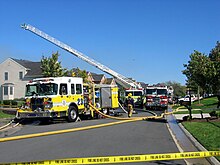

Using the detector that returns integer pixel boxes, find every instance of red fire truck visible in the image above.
[145,85,168,110]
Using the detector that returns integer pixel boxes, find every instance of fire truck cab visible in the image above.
[125,89,144,108]
[16,77,119,122]
[145,86,168,110]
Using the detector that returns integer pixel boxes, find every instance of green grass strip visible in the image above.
[183,121,220,161]
[0,110,15,118]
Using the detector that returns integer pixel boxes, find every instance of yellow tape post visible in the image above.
[7,151,220,165]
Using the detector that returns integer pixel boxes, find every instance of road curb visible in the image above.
[179,123,220,165]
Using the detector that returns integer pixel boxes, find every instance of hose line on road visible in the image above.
[0,105,183,142]
[0,121,13,130]
[0,119,20,131]
[0,118,142,143]
[89,103,162,120]
[0,105,161,142]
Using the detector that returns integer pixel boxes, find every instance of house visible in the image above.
[105,78,116,85]
[0,58,43,100]
[87,72,117,85]
[87,72,106,84]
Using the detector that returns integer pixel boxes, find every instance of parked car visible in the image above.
[178,95,197,105]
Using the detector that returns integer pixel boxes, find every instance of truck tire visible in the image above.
[67,106,78,122]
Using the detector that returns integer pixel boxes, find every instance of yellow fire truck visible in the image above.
[125,89,145,108]
[16,77,119,122]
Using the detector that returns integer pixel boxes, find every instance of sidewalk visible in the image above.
[173,113,211,120]
[166,114,218,165]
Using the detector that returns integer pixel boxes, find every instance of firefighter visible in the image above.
[126,93,134,118]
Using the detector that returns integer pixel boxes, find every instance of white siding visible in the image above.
[0,58,29,100]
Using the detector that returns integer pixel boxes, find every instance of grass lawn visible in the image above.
[173,96,219,114]
[173,97,220,160]
[0,110,15,119]
[182,121,220,161]
[192,97,218,109]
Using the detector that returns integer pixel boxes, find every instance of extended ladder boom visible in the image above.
[21,24,141,89]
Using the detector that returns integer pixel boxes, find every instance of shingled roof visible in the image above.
[91,73,105,82]
[12,58,42,77]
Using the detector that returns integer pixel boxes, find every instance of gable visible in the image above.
[11,58,42,77]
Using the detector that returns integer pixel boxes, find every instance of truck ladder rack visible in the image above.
[21,24,141,89]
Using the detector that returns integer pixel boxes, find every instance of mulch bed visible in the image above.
[0,109,17,115]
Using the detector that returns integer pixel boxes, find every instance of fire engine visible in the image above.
[16,77,119,122]
[125,89,144,108]
[145,85,168,110]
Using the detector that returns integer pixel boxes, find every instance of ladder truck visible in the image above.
[21,23,144,107]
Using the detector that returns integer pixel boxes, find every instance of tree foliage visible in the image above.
[68,67,88,83]
[182,41,220,94]
[209,41,220,93]
[41,52,67,77]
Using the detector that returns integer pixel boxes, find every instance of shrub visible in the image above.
[3,100,11,105]
[2,100,18,106]
[209,110,220,118]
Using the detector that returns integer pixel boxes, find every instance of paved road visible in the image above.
[0,110,185,165]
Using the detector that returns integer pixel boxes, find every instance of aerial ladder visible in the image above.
[21,23,141,89]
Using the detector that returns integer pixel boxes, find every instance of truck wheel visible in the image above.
[67,106,78,122]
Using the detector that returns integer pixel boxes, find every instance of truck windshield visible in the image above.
[146,89,157,95]
[146,89,167,95]
[157,89,167,95]
[125,91,143,96]
[25,83,58,96]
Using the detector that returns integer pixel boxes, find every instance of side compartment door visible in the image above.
[100,87,112,108]
[111,87,119,108]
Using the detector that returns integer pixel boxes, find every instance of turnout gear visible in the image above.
[126,94,134,118]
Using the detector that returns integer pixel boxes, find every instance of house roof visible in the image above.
[139,82,148,88]
[106,78,114,84]
[11,58,42,77]
[89,72,105,82]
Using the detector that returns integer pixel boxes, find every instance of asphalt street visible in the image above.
[0,110,185,165]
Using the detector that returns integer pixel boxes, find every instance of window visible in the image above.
[71,84,75,94]
[125,91,143,96]
[25,83,58,96]
[59,84,67,95]
[19,72,23,80]
[4,72,8,80]
[4,86,8,95]
[76,84,82,94]
[10,86,13,95]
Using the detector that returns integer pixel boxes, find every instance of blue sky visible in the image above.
[0,0,220,85]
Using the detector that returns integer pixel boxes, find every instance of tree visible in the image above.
[209,41,220,94]
[41,52,67,77]
[182,50,213,94]
[182,41,220,95]
[68,67,89,83]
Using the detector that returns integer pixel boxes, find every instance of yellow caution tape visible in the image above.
[7,151,220,165]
